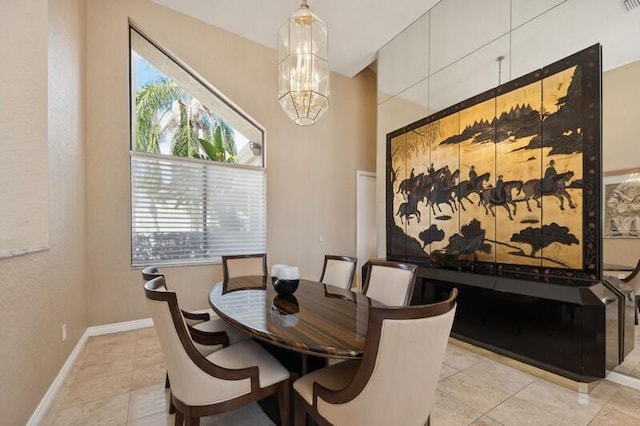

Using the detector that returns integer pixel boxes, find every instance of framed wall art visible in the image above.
[603,168,640,238]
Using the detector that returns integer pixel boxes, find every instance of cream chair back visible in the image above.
[319,306,456,424]
[622,259,640,291]
[222,254,267,280]
[362,260,417,306]
[320,255,357,290]
[628,271,640,294]
[317,290,457,425]
[622,259,640,325]
[144,278,251,405]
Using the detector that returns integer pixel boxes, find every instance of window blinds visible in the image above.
[131,153,266,266]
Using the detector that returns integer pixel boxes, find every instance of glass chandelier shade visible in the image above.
[278,1,329,126]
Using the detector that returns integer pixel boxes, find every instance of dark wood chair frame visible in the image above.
[361,260,418,306]
[141,266,230,415]
[293,289,458,426]
[145,276,291,426]
[322,284,358,303]
[621,258,640,325]
[141,266,229,347]
[319,255,358,290]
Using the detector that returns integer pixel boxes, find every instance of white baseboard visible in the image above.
[606,370,640,391]
[27,317,153,426]
[86,317,154,336]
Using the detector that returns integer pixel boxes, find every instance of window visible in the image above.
[129,26,266,266]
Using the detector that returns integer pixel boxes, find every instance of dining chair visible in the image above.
[141,266,249,347]
[142,265,250,416]
[361,260,418,306]
[223,253,268,280]
[293,289,458,426]
[319,255,357,290]
[621,258,640,325]
[142,266,212,326]
[144,275,291,426]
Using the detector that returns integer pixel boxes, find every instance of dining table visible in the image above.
[209,275,384,361]
[209,275,384,424]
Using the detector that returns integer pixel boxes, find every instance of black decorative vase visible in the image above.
[273,278,299,296]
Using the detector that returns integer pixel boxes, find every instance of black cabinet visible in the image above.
[414,267,621,382]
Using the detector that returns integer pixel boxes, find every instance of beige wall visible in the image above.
[85,0,376,324]
[0,0,49,257]
[602,60,640,267]
[0,0,87,423]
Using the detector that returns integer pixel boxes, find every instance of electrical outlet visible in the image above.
[62,324,67,342]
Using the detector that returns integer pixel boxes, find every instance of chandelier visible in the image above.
[278,0,330,126]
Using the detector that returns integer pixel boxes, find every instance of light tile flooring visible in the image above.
[41,327,640,425]
[614,323,640,378]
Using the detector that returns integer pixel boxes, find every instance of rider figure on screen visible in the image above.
[542,159,557,193]
[468,165,478,191]
[494,175,506,203]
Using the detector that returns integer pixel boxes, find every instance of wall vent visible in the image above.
[624,0,640,11]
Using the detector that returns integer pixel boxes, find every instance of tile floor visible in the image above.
[614,323,640,378]
[41,327,640,425]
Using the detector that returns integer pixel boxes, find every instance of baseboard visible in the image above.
[26,329,89,426]
[27,317,153,425]
[606,370,640,391]
[86,317,153,336]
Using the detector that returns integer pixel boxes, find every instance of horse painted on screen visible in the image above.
[478,180,523,220]
[455,172,491,210]
[426,186,458,215]
[521,171,575,211]
[396,195,422,224]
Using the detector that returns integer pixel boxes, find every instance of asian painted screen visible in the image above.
[130,27,266,266]
[387,45,601,279]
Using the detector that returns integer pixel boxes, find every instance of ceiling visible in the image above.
[150,0,640,79]
[150,0,441,78]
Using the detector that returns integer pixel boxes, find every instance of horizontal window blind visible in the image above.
[131,153,266,266]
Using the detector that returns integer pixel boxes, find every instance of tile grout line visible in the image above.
[126,328,143,423]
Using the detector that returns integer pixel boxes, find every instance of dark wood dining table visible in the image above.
[209,275,383,359]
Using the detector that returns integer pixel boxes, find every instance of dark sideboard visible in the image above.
[412,267,633,382]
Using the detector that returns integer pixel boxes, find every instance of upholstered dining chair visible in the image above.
[142,266,213,326]
[141,266,249,349]
[361,260,418,306]
[223,253,268,280]
[621,259,640,325]
[319,255,357,290]
[141,266,249,415]
[293,288,458,426]
[144,276,291,426]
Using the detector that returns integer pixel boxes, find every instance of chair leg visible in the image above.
[294,396,306,426]
[278,380,291,426]
[174,409,184,426]
[635,296,639,325]
[169,391,176,414]
[294,407,305,426]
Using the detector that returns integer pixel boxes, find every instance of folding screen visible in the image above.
[386,44,602,280]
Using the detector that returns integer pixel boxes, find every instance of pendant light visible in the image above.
[277,0,330,126]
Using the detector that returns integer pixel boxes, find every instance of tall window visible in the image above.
[129,27,266,266]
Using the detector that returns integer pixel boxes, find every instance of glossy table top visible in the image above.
[209,276,383,358]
